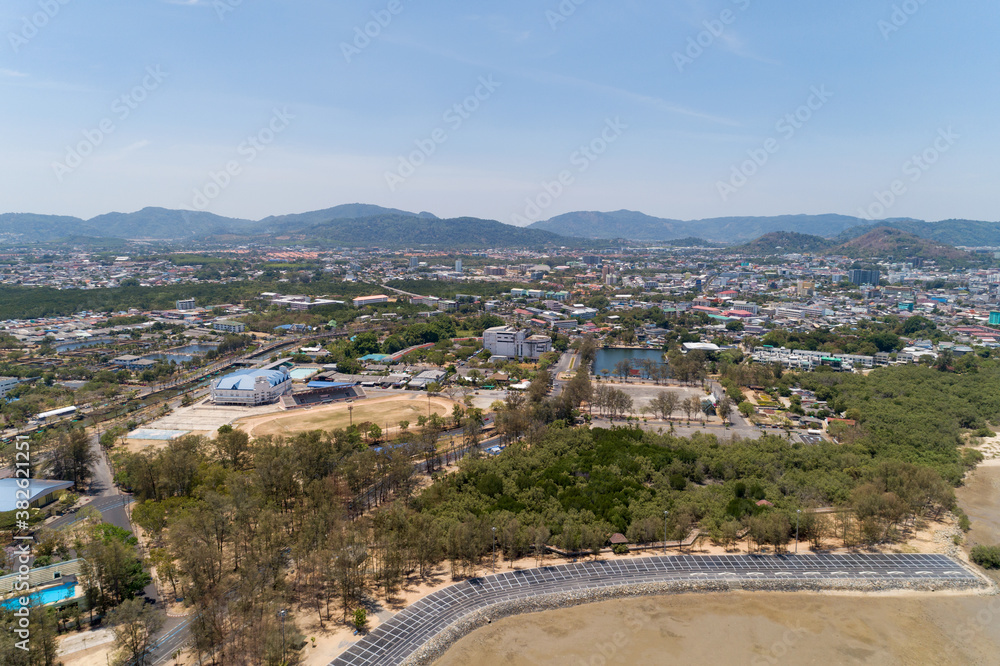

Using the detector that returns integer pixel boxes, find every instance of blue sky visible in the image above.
[1,0,997,225]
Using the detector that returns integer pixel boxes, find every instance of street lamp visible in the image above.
[795,510,801,554]
[492,526,497,573]
[663,511,669,555]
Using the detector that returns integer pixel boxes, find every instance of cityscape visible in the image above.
[2,2,1000,666]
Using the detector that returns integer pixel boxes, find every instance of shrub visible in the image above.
[612,544,629,555]
[970,545,1000,569]
[353,607,368,632]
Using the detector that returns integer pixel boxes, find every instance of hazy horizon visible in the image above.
[2,1,997,225]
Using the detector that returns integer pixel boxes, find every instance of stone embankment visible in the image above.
[403,577,990,665]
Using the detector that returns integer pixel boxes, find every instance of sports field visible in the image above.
[235,394,458,437]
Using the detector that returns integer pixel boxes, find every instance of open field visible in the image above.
[235,394,458,437]
[435,592,1000,666]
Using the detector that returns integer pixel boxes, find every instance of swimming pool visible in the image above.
[289,368,318,380]
[0,582,76,610]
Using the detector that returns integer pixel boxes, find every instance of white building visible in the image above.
[0,376,20,399]
[483,326,552,361]
[213,320,246,334]
[211,368,292,406]
[352,294,389,308]
[176,298,196,311]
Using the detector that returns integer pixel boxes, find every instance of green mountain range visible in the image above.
[4,203,1000,250]
[528,210,870,242]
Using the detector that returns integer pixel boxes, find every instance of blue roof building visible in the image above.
[211,367,291,406]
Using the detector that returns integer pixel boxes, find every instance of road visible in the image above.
[550,350,577,397]
[331,553,979,666]
[44,432,192,663]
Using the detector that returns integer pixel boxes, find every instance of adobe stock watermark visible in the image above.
[8,0,72,53]
[547,0,587,31]
[951,595,1000,646]
[213,0,243,22]
[510,117,628,226]
[716,85,833,202]
[856,127,958,220]
[673,0,752,72]
[750,624,809,666]
[385,75,502,192]
[12,436,33,652]
[52,66,168,183]
[191,107,294,210]
[878,0,931,41]
[341,0,406,63]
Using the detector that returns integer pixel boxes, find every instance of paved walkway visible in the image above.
[331,553,979,666]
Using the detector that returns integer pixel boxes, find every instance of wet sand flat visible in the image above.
[434,592,1000,665]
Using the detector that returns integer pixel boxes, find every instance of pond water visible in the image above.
[592,347,667,376]
[144,344,219,364]
[171,344,219,355]
[55,338,114,352]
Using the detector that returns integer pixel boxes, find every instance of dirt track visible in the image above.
[235,394,457,437]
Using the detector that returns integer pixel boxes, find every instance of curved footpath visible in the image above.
[330,553,986,666]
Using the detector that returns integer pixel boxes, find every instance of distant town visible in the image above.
[2,216,1000,664]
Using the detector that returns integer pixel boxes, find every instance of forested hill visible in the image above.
[529,211,1000,247]
[732,228,978,266]
[255,204,437,232]
[840,219,1000,247]
[529,211,868,242]
[0,204,433,243]
[733,231,837,254]
[284,215,579,249]
[837,228,976,265]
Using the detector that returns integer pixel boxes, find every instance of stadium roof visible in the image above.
[306,381,356,389]
[0,479,73,512]
[213,368,289,391]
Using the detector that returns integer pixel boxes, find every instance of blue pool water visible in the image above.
[0,582,76,610]
[289,368,318,380]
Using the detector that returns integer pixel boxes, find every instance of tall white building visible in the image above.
[483,326,552,361]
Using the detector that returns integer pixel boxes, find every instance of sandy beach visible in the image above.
[435,592,1000,666]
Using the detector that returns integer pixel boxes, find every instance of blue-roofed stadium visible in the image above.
[210,367,292,406]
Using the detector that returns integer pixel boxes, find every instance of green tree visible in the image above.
[109,597,164,666]
[48,428,95,489]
